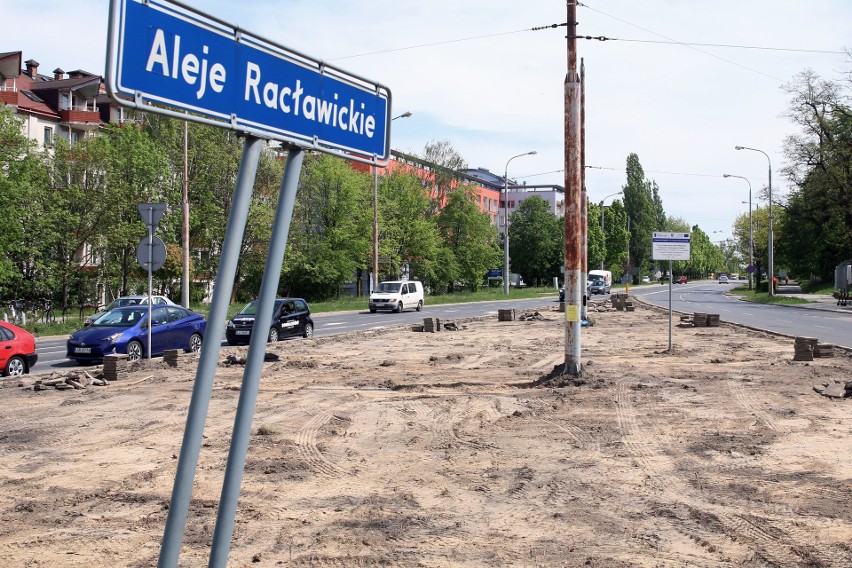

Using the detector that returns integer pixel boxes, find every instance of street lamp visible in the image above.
[373,111,412,292]
[723,173,753,290]
[599,190,623,270]
[503,150,537,295]
[735,145,773,295]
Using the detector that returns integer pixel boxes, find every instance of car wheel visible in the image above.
[369,308,377,313]
[303,323,314,338]
[268,327,279,343]
[126,340,144,363]
[4,356,25,377]
[188,333,203,353]
[394,302,403,313]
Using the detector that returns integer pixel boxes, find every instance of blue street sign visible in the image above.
[106,0,391,162]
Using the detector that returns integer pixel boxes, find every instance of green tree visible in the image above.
[508,196,562,286]
[377,169,441,283]
[779,69,852,282]
[416,139,467,212]
[281,153,371,301]
[602,199,629,278]
[436,186,501,291]
[0,104,35,294]
[622,154,660,281]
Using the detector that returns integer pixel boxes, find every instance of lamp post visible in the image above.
[723,173,753,290]
[503,150,537,295]
[735,145,773,295]
[599,190,623,270]
[372,111,412,292]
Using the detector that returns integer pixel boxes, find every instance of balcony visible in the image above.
[0,87,17,105]
[60,104,100,130]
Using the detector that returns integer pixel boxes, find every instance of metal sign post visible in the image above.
[106,1,393,566]
[652,232,691,350]
[137,203,167,361]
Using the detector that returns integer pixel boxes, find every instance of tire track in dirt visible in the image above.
[726,376,778,431]
[615,378,848,565]
[294,410,350,478]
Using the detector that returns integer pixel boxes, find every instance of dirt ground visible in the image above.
[2,300,852,567]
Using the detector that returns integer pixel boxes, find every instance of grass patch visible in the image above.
[728,286,811,305]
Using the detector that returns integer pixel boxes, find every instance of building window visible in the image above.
[43,127,53,146]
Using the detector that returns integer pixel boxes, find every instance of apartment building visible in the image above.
[0,51,119,147]
[462,167,565,233]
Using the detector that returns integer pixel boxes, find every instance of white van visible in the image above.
[369,280,424,313]
[587,270,612,295]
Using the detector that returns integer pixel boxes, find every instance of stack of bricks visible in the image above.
[814,343,835,358]
[693,312,708,327]
[103,354,129,381]
[423,317,442,332]
[793,337,818,361]
[707,314,720,327]
[498,309,516,321]
[164,349,182,367]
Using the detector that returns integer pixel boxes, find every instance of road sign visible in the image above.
[137,236,167,271]
[106,0,391,162]
[652,232,691,261]
[138,203,167,233]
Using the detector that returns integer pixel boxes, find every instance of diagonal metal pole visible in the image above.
[208,146,305,567]
[159,136,264,568]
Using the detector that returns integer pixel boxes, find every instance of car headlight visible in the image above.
[104,332,122,344]
[226,321,234,328]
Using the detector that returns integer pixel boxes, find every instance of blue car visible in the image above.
[67,305,207,364]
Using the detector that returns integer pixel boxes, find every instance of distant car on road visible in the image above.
[68,305,206,364]
[678,276,688,284]
[0,321,37,377]
[226,298,314,345]
[84,295,177,326]
[719,275,729,284]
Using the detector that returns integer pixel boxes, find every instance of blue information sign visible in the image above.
[106,0,391,162]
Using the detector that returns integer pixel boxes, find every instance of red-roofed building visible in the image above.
[0,51,123,147]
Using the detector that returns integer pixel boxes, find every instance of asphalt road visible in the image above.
[28,284,850,375]
[30,294,561,375]
[629,280,852,350]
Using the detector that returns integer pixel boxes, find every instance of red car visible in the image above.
[0,321,38,377]
[677,276,688,284]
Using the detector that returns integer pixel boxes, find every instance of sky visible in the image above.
[6,0,851,241]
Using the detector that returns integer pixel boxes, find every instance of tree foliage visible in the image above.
[778,69,852,281]
[622,154,660,280]
[435,186,501,292]
[508,196,562,286]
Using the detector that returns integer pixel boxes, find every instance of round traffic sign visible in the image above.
[136,236,167,272]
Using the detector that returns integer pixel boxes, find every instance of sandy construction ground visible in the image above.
[1,300,851,567]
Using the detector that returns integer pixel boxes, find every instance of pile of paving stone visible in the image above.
[813,380,852,399]
[30,370,108,391]
[793,337,835,361]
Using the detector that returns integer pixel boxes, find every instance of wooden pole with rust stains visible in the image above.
[563,1,583,375]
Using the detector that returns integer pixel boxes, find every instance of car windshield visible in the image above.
[589,276,604,284]
[105,298,143,310]
[378,282,401,293]
[238,301,260,316]
[92,307,148,327]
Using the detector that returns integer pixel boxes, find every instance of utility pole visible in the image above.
[182,120,190,308]
[563,1,583,376]
[580,59,588,322]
